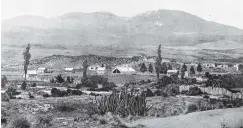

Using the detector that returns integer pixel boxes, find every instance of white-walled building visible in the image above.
[88,65,106,75]
[167,70,179,76]
[112,65,136,74]
[37,67,47,73]
[65,68,75,73]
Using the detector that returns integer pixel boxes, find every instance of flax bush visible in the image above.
[95,88,152,117]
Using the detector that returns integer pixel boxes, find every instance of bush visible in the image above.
[187,86,202,96]
[81,77,97,88]
[157,76,172,88]
[11,117,31,128]
[144,88,154,97]
[6,86,20,98]
[35,114,53,128]
[66,89,82,95]
[163,84,180,96]
[203,95,210,99]
[51,88,68,97]
[103,82,117,90]
[21,81,27,90]
[186,104,198,114]
[54,102,82,112]
[42,93,50,98]
[96,88,152,117]
[153,89,162,96]
[31,83,37,87]
[50,78,55,83]
[1,93,10,102]
[55,75,65,83]
[76,83,82,89]
[28,92,34,99]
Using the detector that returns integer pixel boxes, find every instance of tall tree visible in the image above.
[1,75,8,88]
[148,63,153,73]
[182,63,187,71]
[140,63,147,73]
[180,66,186,79]
[197,63,203,74]
[190,66,195,75]
[82,59,88,81]
[160,62,168,74]
[23,44,31,81]
[155,44,162,81]
[167,63,172,70]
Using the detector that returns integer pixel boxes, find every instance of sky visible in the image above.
[1,0,243,29]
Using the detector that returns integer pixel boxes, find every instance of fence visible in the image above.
[179,85,243,99]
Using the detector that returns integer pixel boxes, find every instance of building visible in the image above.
[112,65,136,74]
[37,67,47,73]
[23,70,38,80]
[167,70,179,76]
[234,64,243,71]
[88,65,106,75]
[65,68,75,73]
[204,63,216,68]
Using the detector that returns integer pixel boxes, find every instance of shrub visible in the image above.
[51,88,68,97]
[11,117,31,128]
[144,88,154,97]
[6,86,20,99]
[1,93,10,102]
[157,76,172,88]
[81,77,97,88]
[28,92,34,99]
[187,86,202,96]
[21,81,27,90]
[42,93,50,98]
[181,90,189,95]
[103,81,117,90]
[163,84,180,96]
[50,78,55,83]
[55,75,65,83]
[95,88,152,117]
[31,83,37,87]
[76,83,82,89]
[66,89,82,95]
[203,95,210,99]
[186,104,198,114]
[35,114,53,128]
[153,89,162,96]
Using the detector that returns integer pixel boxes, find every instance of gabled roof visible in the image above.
[113,66,135,72]
[38,67,46,69]
[65,68,74,70]
[167,70,178,73]
[27,70,37,75]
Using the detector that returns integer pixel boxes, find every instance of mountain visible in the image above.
[2,10,243,47]
[1,10,243,67]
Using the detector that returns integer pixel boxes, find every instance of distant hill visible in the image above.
[2,10,243,47]
[2,9,243,68]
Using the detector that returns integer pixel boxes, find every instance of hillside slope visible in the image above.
[122,108,243,128]
[2,10,243,47]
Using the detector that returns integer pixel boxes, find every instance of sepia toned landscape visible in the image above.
[1,0,243,128]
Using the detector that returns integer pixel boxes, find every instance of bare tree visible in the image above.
[155,44,162,81]
[23,44,31,81]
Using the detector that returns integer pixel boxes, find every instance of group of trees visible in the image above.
[50,75,74,83]
[140,62,172,74]
[153,44,203,81]
[140,63,153,73]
